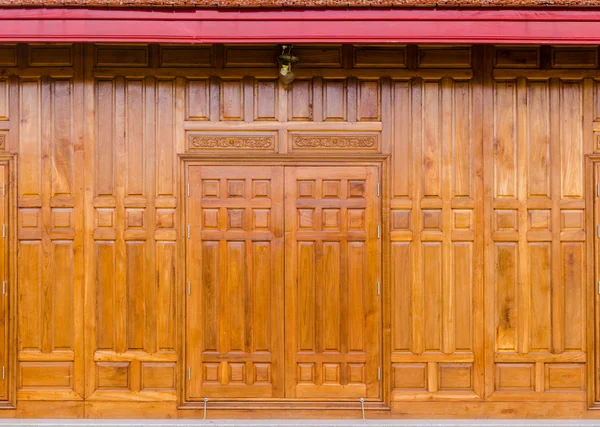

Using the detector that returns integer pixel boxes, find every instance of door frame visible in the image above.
[0,153,16,410]
[586,154,600,409]
[178,154,391,411]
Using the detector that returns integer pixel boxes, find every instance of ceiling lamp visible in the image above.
[278,45,299,85]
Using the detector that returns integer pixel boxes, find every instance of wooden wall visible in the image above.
[0,43,597,417]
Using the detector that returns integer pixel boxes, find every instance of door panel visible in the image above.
[186,165,284,399]
[284,166,381,399]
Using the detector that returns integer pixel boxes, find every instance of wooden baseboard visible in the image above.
[0,400,594,419]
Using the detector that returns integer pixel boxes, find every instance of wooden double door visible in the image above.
[185,164,381,401]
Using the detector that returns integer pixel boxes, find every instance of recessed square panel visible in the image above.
[252,180,271,198]
[253,209,270,229]
[348,209,366,230]
[322,208,341,230]
[298,209,315,230]
[227,180,245,198]
[202,180,220,198]
[454,210,471,230]
[529,210,550,230]
[392,210,411,230]
[229,363,246,383]
[228,209,244,230]
[52,208,73,229]
[204,363,220,383]
[323,363,340,384]
[298,180,315,198]
[561,210,584,230]
[495,210,518,231]
[202,209,219,229]
[348,180,366,198]
[20,208,41,229]
[422,210,442,230]
[96,209,113,228]
[156,209,175,229]
[126,209,145,229]
[323,180,341,198]
[298,363,315,383]
[348,364,365,384]
[254,363,271,383]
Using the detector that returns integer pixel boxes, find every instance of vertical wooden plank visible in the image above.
[563,243,585,352]
[393,80,411,198]
[95,242,115,350]
[125,79,144,198]
[560,81,583,199]
[453,80,472,198]
[322,241,341,352]
[145,76,157,356]
[358,80,380,121]
[126,242,145,350]
[441,77,454,355]
[494,80,517,199]
[423,243,442,352]
[19,79,41,198]
[527,81,551,198]
[156,80,175,199]
[550,77,563,355]
[423,80,441,197]
[392,243,412,352]
[114,76,127,355]
[454,242,473,351]
[52,79,74,198]
[288,79,312,121]
[83,43,97,398]
[312,77,323,122]
[529,243,551,352]
[95,80,115,197]
[186,79,209,121]
[323,80,346,121]
[220,79,244,121]
[52,242,74,350]
[40,75,52,355]
[18,243,42,351]
[516,77,530,356]
[495,243,518,352]
[227,241,247,353]
[470,45,485,399]
[411,78,424,355]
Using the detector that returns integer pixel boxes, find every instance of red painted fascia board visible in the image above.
[1,8,600,44]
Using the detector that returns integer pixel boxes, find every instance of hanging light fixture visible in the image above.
[278,45,299,85]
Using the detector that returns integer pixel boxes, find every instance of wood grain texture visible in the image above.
[0,43,597,417]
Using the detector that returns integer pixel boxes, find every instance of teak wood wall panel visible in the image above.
[0,42,596,417]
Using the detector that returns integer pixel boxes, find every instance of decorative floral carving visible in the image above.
[596,134,600,150]
[293,135,377,149]
[188,135,274,149]
[0,135,6,150]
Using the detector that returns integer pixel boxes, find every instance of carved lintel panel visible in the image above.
[291,134,379,151]
[187,134,276,151]
[0,135,6,151]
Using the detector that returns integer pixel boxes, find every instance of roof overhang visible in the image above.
[1,8,600,44]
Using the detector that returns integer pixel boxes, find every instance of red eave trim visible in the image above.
[1,8,600,44]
